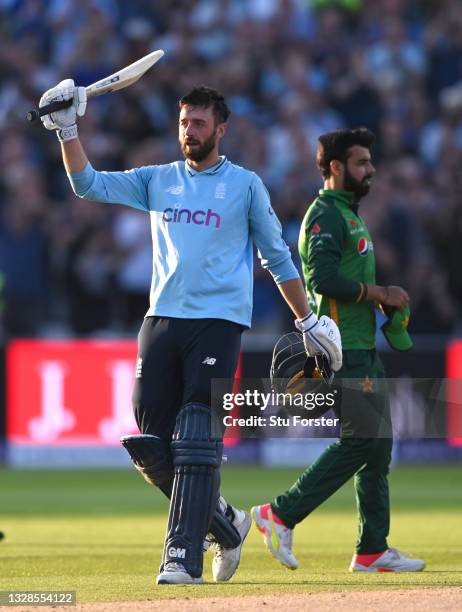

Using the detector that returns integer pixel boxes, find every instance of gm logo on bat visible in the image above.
[96,75,120,89]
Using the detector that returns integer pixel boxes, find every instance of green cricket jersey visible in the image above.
[298,189,376,349]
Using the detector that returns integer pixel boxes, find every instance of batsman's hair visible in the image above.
[179,86,231,124]
[317,127,375,179]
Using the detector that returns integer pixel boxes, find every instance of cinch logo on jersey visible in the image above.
[357,236,369,256]
[162,207,221,228]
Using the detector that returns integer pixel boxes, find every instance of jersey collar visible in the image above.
[319,188,358,211]
[185,156,228,177]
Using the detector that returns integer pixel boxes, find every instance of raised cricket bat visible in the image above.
[26,49,165,122]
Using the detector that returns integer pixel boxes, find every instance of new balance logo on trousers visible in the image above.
[202,357,216,365]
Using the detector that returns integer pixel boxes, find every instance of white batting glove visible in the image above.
[39,79,87,142]
[295,312,343,372]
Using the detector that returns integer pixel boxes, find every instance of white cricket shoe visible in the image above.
[251,503,299,570]
[156,562,205,585]
[211,507,251,582]
[349,548,425,573]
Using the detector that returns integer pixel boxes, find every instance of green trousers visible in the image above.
[272,349,393,554]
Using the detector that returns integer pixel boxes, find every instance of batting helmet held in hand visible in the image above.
[270,332,334,394]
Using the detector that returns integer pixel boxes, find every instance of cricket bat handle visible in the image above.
[26,98,74,122]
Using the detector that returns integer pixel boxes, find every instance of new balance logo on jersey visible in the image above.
[202,357,217,365]
[168,547,186,559]
[165,184,184,195]
[162,207,221,228]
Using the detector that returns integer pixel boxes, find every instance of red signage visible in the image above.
[7,340,139,446]
[446,340,462,447]
[7,340,242,448]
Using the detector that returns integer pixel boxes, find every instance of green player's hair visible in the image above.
[179,86,231,124]
[317,127,375,179]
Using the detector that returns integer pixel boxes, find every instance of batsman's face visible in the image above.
[179,105,225,163]
[343,145,375,199]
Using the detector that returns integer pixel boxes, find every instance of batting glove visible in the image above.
[39,79,87,142]
[295,312,343,372]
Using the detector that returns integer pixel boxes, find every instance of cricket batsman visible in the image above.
[37,81,342,584]
[252,128,425,573]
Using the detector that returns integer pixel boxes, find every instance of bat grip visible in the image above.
[26,98,74,122]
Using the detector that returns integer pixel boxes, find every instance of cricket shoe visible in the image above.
[210,506,252,582]
[156,562,205,585]
[349,548,425,573]
[251,503,299,570]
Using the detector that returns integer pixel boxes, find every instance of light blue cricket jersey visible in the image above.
[69,156,299,327]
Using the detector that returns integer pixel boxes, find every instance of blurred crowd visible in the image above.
[1,0,462,339]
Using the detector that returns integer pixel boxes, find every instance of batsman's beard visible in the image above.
[181,129,218,162]
[344,167,373,200]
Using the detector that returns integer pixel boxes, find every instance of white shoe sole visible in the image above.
[349,562,425,573]
[251,506,298,570]
[156,572,205,585]
[213,511,252,582]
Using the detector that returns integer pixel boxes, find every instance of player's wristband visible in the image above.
[356,282,368,303]
[57,124,78,142]
[295,312,317,333]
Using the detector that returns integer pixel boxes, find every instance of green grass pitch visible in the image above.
[0,465,461,601]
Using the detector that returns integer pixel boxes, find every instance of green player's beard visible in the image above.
[181,129,218,162]
[344,167,373,200]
